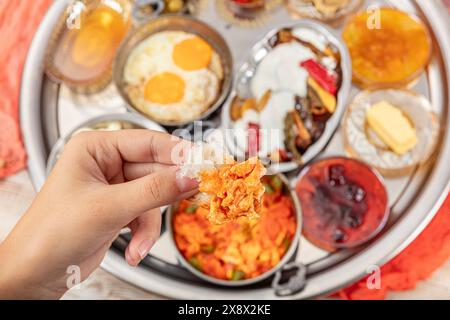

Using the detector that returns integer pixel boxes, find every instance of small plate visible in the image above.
[343,89,440,177]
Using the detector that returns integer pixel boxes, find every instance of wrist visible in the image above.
[0,241,62,299]
[0,243,20,299]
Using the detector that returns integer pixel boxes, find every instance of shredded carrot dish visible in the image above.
[198,157,266,224]
[173,176,297,281]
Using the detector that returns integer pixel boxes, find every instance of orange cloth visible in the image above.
[0,0,52,177]
[0,0,449,300]
[338,193,450,299]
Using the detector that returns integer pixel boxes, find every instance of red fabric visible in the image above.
[338,194,450,299]
[0,0,449,300]
[0,0,52,177]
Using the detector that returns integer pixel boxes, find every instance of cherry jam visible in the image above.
[295,157,389,251]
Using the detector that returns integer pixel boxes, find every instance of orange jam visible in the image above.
[343,8,431,88]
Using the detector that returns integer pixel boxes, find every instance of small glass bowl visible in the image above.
[225,0,268,19]
[295,156,389,252]
[343,89,440,177]
[45,0,132,94]
[284,0,363,25]
[342,7,432,89]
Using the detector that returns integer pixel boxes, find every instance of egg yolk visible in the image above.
[144,72,185,104]
[173,36,213,71]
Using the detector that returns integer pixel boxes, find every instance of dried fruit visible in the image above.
[307,77,337,113]
[199,157,266,224]
[301,59,338,95]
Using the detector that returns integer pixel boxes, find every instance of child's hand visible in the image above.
[0,130,198,299]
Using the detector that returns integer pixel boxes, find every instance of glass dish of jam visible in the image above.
[284,0,363,26]
[226,0,266,18]
[295,157,389,251]
[342,7,431,89]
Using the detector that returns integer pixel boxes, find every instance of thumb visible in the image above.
[107,166,198,221]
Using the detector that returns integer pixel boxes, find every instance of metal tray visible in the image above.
[20,0,450,299]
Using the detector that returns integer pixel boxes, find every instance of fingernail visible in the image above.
[138,239,155,259]
[176,169,199,193]
[125,248,135,266]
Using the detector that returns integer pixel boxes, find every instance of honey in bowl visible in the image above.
[343,7,431,88]
[47,0,131,92]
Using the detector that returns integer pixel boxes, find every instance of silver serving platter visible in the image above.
[20,0,450,299]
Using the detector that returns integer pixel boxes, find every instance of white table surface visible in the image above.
[1,171,450,300]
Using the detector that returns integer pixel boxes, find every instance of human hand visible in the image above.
[0,130,198,299]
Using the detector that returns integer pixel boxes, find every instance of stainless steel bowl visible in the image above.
[165,173,302,287]
[113,15,233,127]
[46,113,167,175]
[221,20,352,173]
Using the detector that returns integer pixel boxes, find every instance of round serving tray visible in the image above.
[20,0,450,299]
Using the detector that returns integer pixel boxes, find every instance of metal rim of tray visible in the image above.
[20,0,450,299]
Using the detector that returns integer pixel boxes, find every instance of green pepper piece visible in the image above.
[185,204,198,214]
[283,238,291,251]
[264,183,274,194]
[202,245,215,254]
[271,175,283,191]
[231,270,245,281]
[189,256,201,270]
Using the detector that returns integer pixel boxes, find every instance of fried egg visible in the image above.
[124,31,223,123]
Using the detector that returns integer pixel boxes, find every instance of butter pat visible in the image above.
[366,101,418,155]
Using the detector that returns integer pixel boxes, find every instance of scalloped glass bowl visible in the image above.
[295,156,389,251]
[45,0,132,93]
[342,7,432,89]
[343,89,440,177]
[284,0,363,25]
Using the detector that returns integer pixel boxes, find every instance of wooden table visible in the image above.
[1,171,450,299]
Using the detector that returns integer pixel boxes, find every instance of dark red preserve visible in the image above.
[295,157,389,251]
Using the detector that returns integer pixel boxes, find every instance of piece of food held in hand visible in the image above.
[230,26,342,164]
[172,175,297,281]
[180,142,266,224]
[199,157,266,224]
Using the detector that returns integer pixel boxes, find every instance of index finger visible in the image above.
[94,129,192,165]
